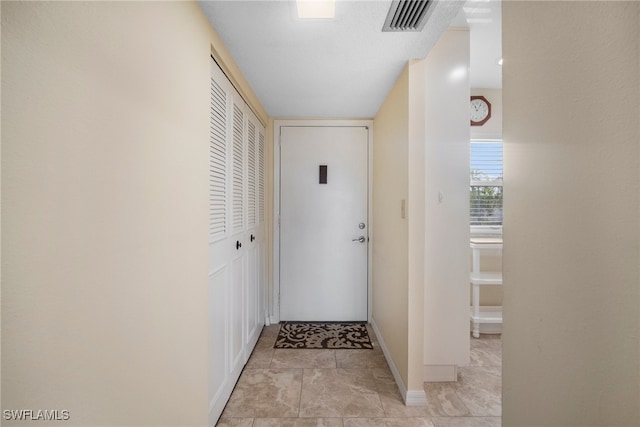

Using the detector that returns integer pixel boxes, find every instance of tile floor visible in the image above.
[217,325,501,427]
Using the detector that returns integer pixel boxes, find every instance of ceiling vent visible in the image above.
[382,0,434,32]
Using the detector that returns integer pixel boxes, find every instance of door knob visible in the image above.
[352,236,366,243]
[236,240,242,250]
[251,234,255,242]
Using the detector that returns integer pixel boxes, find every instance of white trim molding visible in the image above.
[405,390,428,406]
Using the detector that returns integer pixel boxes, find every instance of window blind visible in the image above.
[470,141,503,226]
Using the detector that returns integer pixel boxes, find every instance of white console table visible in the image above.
[470,238,503,338]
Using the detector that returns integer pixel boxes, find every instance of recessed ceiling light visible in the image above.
[497,58,504,66]
[296,0,335,19]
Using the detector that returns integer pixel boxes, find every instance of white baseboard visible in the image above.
[423,364,457,382]
[405,390,428,406]
[473,322,502,334]
[370,319,427,406]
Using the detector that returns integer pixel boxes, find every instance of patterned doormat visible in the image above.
[274,322,374,349]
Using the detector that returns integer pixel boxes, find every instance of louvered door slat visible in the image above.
[210,170,226,181]
[210,123,226,140]
[232,104,244,233]
[258,130,265,223]
[209,77,227,241]
[247,121,257,227]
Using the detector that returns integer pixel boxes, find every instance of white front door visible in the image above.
[280,126,368,321]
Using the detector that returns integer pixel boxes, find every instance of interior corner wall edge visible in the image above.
[502,1,640,425]
[0,2,269,425]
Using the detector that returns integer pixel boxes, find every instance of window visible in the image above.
[470,140,503,234]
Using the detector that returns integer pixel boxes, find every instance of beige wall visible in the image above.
[1,2,269,426]
[503,1,639,425]
[0,0,3,411]
[372,65,410,386]
[407,59,426,391]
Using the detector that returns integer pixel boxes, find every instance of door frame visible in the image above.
[272,120,374,324]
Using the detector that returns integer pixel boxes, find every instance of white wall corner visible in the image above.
[423,364,458,382]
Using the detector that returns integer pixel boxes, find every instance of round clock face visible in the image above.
[470,97,491,125]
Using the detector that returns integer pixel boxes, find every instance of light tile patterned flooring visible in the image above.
[217,324,501,427]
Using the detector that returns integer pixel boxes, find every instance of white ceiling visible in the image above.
[199,0,501,118]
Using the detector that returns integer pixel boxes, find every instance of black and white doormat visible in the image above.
[274,322,374,349]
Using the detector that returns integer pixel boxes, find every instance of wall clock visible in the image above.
[470,96,491,126]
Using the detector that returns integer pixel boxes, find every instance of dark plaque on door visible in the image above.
[319,165,328,184]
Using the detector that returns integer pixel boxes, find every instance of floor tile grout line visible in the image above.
[296,367,304,419]
[454,367,501,418]
[452,387,473,417]
[371,365,391,419]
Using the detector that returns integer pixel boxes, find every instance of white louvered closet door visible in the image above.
[256,124,266,329]
[244,110,267,354]
[208,59,265,426]
[208,62,231,423]
[228,99,245,379]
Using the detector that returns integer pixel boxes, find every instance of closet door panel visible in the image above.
[208,61,235,425]
[229,255,245,373]
[208,266,228,406]
[245,113,262,351]
[229,99,247,369]
[257,127,266,325]
[209,57,265,425]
